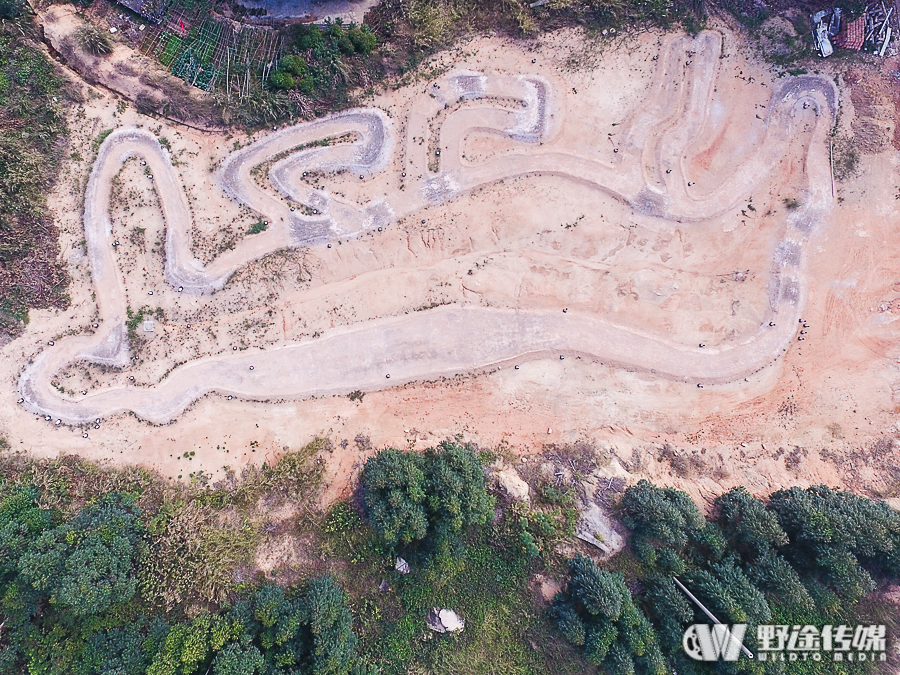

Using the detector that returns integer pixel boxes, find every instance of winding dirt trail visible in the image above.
[18,31,837,425]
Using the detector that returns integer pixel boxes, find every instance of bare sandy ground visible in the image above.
[4,23,900,505]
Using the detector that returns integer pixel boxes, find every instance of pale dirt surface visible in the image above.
[4,22,900,510]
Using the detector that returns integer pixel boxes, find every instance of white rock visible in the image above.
[575,503,625,556]
[495,467,530,502]
[426,607,464,633]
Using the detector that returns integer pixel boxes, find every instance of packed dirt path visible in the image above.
[18,31,836,426]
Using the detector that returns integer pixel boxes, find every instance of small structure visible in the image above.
[115,0,169,24]
[811,8,841,57]
[394,557,410,574]
[835,14,866,50]
[142,319,155,333]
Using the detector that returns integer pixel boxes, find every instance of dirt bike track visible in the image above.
[17,30,838,426]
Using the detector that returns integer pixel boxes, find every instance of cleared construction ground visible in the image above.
[7,23,900,503]
[18,31,836,425]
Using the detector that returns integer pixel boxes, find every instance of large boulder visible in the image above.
[495,467,530,502]
[575,503,625,556]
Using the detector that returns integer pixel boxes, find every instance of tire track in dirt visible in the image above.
[18,31,838,425]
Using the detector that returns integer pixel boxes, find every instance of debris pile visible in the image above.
[812,8,841,56]
[862,2,894,55]
[835,14,866,50]
[813,5,895,56]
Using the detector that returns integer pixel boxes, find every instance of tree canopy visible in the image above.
[556,480,900,675]
[0,484,358,675]
[360,441,494,548]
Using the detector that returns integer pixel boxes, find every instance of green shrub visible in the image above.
[280,54,308,77]
[246,219,267,235]
[334,34,355,55]
[269,70,294,90]
[347,26,377,54]
[292,24,325,51]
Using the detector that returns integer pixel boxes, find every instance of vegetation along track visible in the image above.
[18,31,837,425]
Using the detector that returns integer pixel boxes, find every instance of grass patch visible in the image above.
[125,304,152,351]
[246,218,268,235]
[319,496,592,675]
[0,18,72,335]
[833,135,861,181]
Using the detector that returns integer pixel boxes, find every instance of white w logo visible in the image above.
[683,624,748,661]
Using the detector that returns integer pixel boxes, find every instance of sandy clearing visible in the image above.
[5,23,900,503]
[17,31,837,427]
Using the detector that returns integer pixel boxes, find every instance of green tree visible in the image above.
[212,644,267,675]
[303,575,357,675]
[361,448,428,546]
[0,485,54,581]
[767,485,888,602]
[424,441,494,539]
[75,617,166,675]
[621,480,706,552]
[18,492,144,617]
[554,555,667,675]
[716,487,788,557]
[229,578,355,675]
[567,553,628,619]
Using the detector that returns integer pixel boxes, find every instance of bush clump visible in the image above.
[360,440,494,548]
[269,69,295,90]
[75,25,113,56]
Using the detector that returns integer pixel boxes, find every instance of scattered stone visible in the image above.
[537,575,563,603]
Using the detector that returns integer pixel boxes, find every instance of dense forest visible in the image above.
[2,441,899,674]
